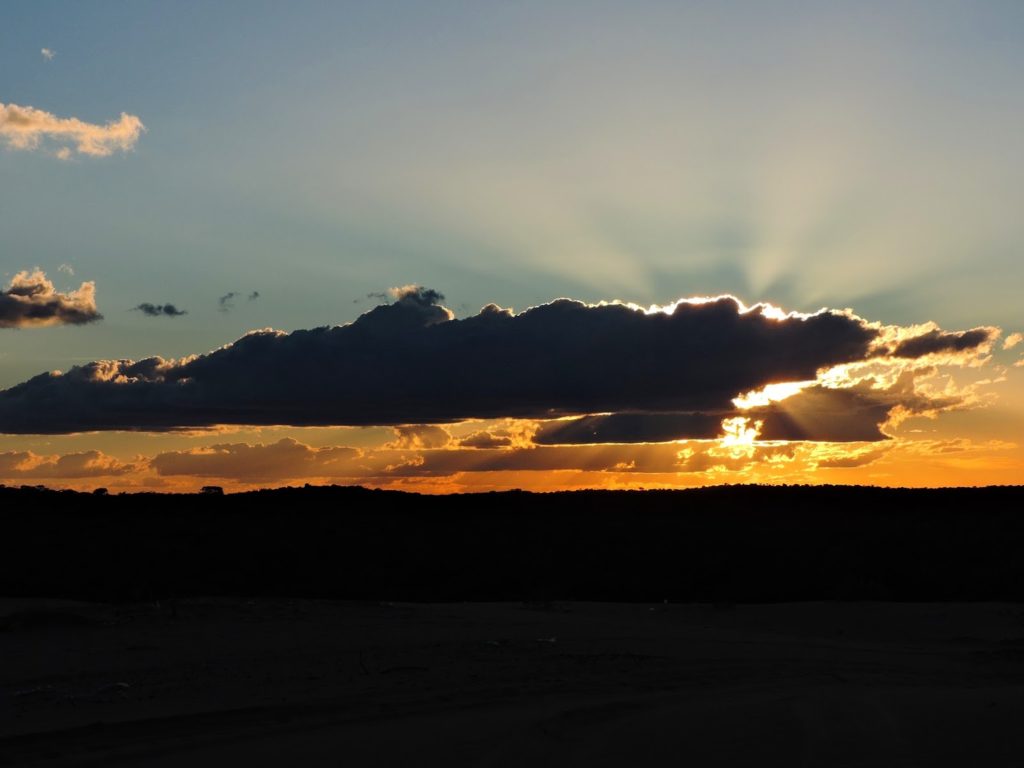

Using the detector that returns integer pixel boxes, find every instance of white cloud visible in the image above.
[41,48,55,62]
[0,101,144,157]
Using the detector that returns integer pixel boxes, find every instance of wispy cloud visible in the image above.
[133,303,187,318]
[219,291,260,311]
[0,101,144,157]
[40,48,55,62]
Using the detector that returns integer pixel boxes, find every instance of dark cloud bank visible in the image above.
[532,372,951,444]
[0,286,997,436]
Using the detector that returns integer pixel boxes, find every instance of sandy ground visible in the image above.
[3,599,1024,766]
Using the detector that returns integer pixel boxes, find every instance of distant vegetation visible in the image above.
[1,484,1022,603]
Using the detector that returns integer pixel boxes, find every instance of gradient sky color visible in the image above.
[2,1,1022,491]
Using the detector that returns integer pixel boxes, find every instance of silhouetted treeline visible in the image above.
[2,484,1023,602]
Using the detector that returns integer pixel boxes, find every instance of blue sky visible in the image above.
[4,5,1023,352]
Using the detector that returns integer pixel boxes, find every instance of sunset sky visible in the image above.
[2,1,1022,492]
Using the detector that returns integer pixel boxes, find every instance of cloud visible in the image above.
[529,402,900,447]
[0,270,102,329]
[41,48,55,62]
[887,326,998,361]
[389,285,446,305]
[0,288,1000,435]
[1004,333,1023,351]
[143,435,802,484]
[459,430,514,449]
[0,101,143,157]
[813,446,891,469]
[0,450,135,479]
[133,303,187,318]
[530,400,901,446]
[57,263,74,276]
[387,425,452,450]
[150,438,358,482]
[218,292,238,311]
[219,291,261,312]
[375,440,805,478]
[534,413,724,445]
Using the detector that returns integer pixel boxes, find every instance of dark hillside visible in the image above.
[2,484,1023,602]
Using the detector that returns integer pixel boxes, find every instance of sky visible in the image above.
[1,0,1022,492]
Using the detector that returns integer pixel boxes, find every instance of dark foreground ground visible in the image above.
[3,485,1024,765]
[3,599,1024,766]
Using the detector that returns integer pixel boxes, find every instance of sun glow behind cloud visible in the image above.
[733,381,815,409]
[719,417,763,454]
